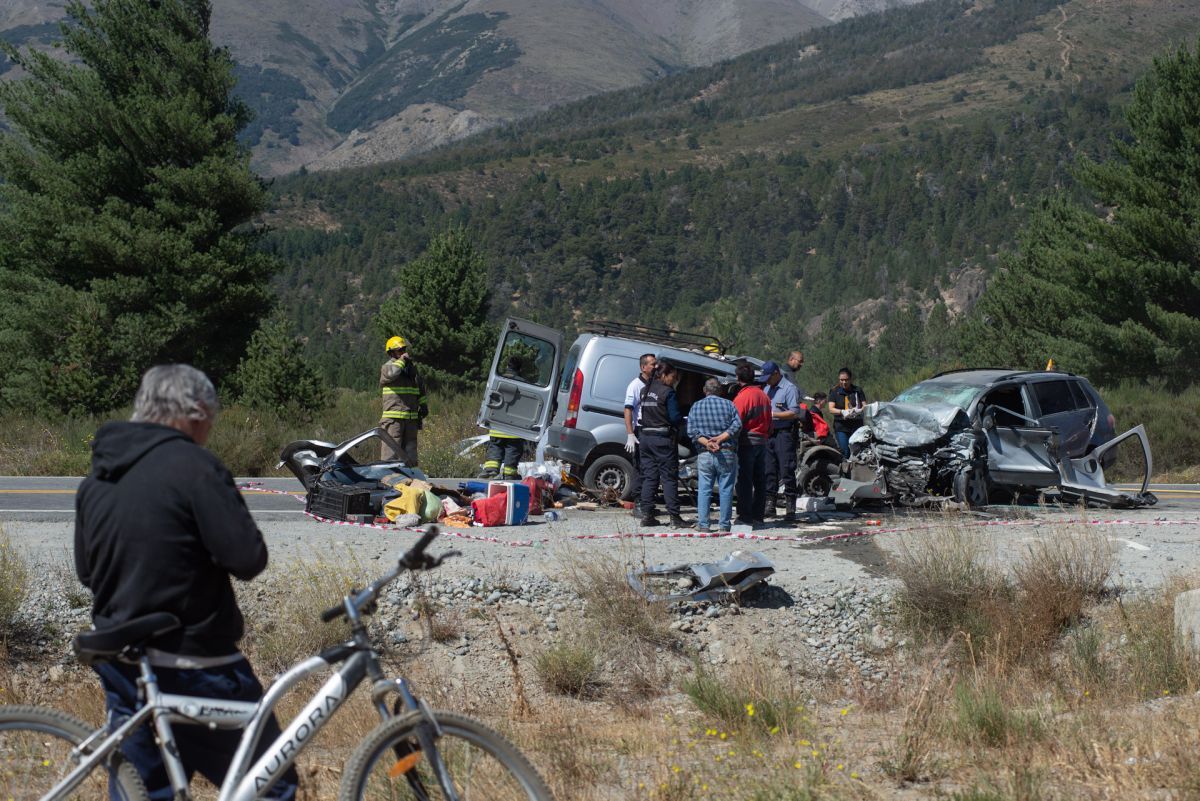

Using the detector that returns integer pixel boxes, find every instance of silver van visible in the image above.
[477,319,759,499]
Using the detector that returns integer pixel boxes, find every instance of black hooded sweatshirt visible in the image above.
[74,422,268,656]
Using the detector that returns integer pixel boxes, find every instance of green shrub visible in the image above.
[951,681,1044,747]
[535,643,600,697]
[680,662,810,737]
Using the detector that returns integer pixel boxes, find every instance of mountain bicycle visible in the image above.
[0,527,553,801]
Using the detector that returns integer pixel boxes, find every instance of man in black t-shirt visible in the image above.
[827,367,867,459]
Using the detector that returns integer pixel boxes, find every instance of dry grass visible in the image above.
[890,519,1116,669]
[0,525,30,643]
[560,547,675,650]
[240,552,370,673]
[889,522,1009,646]
[556,545,678,705]
[412,589,463,644]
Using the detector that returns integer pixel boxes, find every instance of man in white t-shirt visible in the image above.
[623,353,657,513]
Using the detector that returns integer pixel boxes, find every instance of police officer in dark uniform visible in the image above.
[637,363,689,529]
[759,360,803,523]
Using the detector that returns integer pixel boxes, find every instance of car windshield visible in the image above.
[892,381,985,410]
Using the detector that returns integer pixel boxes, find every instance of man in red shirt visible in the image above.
[732,363,772,525]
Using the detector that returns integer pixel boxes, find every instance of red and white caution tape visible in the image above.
[242,484,1200,549]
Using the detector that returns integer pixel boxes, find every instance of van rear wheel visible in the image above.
[583,454,635,501]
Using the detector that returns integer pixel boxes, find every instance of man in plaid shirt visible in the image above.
[686,378,742,533]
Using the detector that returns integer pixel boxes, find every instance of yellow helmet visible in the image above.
[386,335,408,352]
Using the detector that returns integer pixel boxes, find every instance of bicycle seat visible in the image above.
[73,613,182,664]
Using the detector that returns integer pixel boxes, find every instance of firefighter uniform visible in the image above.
[380,336,427,464]
[481,430,522,479]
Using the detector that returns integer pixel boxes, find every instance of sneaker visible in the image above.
[694,524,711,533]
[668,515,689,528]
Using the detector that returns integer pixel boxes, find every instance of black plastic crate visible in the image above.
[307,483,376,521]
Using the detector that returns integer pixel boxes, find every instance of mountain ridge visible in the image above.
[0,0,910,174]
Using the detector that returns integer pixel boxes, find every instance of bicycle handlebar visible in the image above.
[320,526,460,623]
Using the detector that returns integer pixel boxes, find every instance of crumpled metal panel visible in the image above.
[627,550,775,603]
[1056,424,1157,508]
[864,402,971,447]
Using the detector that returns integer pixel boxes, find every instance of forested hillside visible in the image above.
[264,0,1200,389]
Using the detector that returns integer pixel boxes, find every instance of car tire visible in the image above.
[952,465,989,508]
[797,457,839,497]
[584,453,635,500]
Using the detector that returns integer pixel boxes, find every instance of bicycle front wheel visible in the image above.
[340,710,553,801]
[0,704,149,801]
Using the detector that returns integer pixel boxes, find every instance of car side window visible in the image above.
[1067,380,1093,410]
[1033,380,1075,416]
[498,332,556,388]
[981,385,1028,426]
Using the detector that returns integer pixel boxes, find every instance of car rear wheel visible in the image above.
[583,453,635,500]
[952,465,989,508]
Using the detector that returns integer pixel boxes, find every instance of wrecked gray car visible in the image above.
[278,427,429,520]
[827,369,1156,509]
[628,551,775,604]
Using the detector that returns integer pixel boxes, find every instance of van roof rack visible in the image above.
[584,320,726,356]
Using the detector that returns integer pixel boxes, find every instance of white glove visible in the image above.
[624,433,638,453]
[840,408,850,418]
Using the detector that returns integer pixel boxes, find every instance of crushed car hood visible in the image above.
[864,401,971,447]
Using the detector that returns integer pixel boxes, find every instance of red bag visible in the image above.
[812,411,830,439]
[521,477,551,515]
[470,494,509,527]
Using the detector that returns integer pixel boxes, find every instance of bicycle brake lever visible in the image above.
[428,549,462,568]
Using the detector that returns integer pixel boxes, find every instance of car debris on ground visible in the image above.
[627,551,775,604]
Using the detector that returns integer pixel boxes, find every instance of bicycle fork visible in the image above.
[372,678,461,801]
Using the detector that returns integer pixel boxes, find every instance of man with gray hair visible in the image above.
[75,364,298,801]
[686,377,741,533]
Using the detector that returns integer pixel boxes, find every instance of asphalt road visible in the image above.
[3,476,1199,596]
[0,477,1197,522]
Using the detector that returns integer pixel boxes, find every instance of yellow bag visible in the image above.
[383,484,426,522]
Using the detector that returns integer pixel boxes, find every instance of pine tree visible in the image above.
[967,38,1200,386]
[375,229,495,391]
[0,0,277,414]
[231,316,329,420]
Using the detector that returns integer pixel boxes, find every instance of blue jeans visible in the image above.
[835,430,852,459]
[696,449,737,530]
[95,659,298,801]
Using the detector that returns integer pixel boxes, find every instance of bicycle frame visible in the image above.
[43,643,440,801]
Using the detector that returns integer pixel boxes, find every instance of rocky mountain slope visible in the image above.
[0,0,924,175]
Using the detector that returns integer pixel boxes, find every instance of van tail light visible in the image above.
[564,368,584,429]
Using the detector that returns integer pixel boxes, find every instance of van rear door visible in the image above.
[478,318,563,439]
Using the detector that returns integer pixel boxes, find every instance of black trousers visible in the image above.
[764,427,798,513]
[639,431,680,517]
[736,441,767,522]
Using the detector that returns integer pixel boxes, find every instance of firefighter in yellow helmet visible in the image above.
[379,335,428,464]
